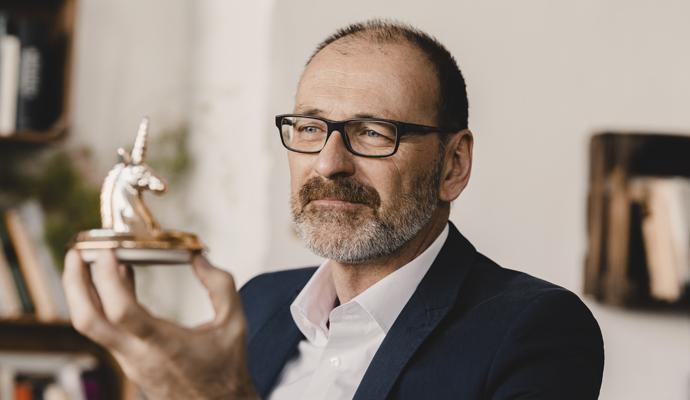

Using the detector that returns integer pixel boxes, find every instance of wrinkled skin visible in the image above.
[62,250,258,399]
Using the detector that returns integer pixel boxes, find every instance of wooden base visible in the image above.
[71,229,205,265]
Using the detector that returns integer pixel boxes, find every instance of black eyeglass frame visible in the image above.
[275,114,462,158]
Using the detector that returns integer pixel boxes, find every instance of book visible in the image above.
[15,17,65,132]
[603,166,633,305]
[5,201,69,321]
[27,375,53,399]
[0,219,34,314]
[56,362,88,400]
[0,366,13,400]
[43,383,71,400]
[0,352,97,400]
[0,237,22,318]
[0,13,6,41]
[0,21,20,136]
[637,177,690,302]
[14,379,32,400]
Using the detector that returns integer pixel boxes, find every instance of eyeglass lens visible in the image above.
[280,116,397,156]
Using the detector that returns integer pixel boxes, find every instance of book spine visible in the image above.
[0,221,34,314]
[15,18,64,132]
[0,366,14,400]
[0,33,20,136]
[14,379,33,400]
[11,201,69,319]
[9,264,34,314]
[5,207,63,321]
[0,240,23,318]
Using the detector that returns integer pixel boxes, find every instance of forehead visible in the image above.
[295,40,439,123]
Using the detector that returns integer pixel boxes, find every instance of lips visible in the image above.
[312,196,365,203]
[309,198,368,207]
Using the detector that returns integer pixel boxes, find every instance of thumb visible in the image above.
[191,254,241,325]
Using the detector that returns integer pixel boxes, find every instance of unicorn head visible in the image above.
[101,117,167,235]
[116,117,167,194]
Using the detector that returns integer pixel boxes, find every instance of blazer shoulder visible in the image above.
[484,280,605,399]
[467,252,579,307]
[458,255,604,398]
[239,267,316,335]
[463,252,602,346]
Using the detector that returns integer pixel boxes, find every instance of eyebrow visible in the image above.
[352,112,383,119]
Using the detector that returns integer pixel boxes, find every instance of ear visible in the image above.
[117,148,132,165]
[438,129,473,202]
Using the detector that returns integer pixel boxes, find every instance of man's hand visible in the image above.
[62,249,258,400]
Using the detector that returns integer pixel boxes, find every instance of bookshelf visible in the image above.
[0,204,134,398]
[0,0,75,143]
[584,132,690,312]
[0,318,127,399]
[0,1,135,398]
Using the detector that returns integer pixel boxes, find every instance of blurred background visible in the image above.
[1,0,689,399]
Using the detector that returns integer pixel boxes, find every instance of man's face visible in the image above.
[289,40,445,263]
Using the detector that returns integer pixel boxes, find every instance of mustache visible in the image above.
[299,177,381,209]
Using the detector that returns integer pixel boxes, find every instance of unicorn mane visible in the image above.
[100,163,125,229]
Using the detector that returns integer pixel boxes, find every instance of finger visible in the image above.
[191,254,242,326]
[89,250,158,339]
[71,251,105,312]
[117,263,136,296]
[62,249,121,349]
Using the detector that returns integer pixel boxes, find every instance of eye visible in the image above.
[298,125,324,134]
[348,121,396,142]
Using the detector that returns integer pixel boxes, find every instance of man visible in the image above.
[63,20,604,399]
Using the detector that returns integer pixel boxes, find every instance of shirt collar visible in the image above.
[290,224,449,343]
[290,260,337,344]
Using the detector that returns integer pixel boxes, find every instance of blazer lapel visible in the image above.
[247,296,304,398]
[353,223,477,400]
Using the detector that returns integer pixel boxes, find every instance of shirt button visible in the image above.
[329,356,341,368]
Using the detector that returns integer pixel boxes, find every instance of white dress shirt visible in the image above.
[268,224,449,400]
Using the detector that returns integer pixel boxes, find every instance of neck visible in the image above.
[330,206,449,304]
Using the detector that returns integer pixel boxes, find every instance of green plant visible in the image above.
[0,124,192,269]
[147,124,192,185]
[0,146,100,269]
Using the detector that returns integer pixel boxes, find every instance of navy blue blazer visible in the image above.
[240,223,604,399]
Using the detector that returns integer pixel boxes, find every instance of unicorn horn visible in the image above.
[131,117,150,165]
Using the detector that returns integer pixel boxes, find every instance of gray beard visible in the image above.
[291,158,443,264]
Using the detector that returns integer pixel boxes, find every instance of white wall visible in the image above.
[69,0,195,321]
[70,0,275,325]
[265,2,690,399]
[70,1,690,399]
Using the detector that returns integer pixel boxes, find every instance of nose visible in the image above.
[315,131,355,179]
[149,177,167,193]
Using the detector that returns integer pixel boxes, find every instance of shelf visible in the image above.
[0,318,127,399]
[0,318,86,352]
[584,132,690,312]
[0,122,67,145]
[0,1,135,397]
[0,0,75,144]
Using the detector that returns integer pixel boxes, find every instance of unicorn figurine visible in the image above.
[101,117,166,237]
[72,117,203,265]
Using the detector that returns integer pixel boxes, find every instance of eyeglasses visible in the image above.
[275,114,460,158]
